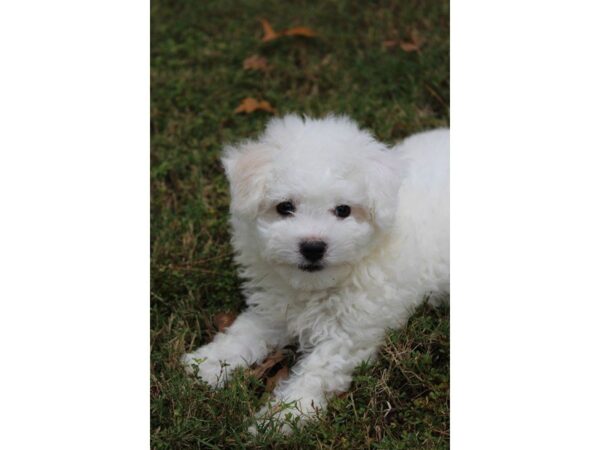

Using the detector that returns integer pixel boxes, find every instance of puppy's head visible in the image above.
[222,115,399,290]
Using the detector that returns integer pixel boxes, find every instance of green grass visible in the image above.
[151,0,449,448]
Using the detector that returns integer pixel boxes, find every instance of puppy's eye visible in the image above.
[276,201,296,216]
[334,204,351,218]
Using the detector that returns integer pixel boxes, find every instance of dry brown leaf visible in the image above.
[234,97,276,114]
[400,30,425,52]
[260,19,279,42]
[260,19,316,42]
[283,26,317,38]
[250,351,285,379]
[243,54,269,71]
[399,41,420,52]
[214,312,236,332]
[265,366,289,392]
[384,31,425,52]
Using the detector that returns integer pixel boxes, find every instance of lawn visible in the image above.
[151,0,449,448]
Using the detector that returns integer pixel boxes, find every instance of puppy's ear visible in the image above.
[364,151,401,230]
[221,141,273,218]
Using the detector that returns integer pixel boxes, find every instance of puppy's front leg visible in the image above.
[182,308,286,387]
[252,332,381,433]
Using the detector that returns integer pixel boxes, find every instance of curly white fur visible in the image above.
[182,115,449,433]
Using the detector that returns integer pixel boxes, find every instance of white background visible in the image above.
[0,1,599,448]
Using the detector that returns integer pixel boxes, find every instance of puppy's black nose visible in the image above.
[299,240,327,262]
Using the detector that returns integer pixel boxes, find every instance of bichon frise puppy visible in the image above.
[182,115,449,433]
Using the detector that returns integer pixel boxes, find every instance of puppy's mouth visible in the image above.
[298,263,325,272]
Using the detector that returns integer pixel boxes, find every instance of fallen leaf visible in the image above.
[259,19,317,42]
[283,26,317,38]
[250,351,285,379]
[399,41,420,52]
[384,30,425,52]
[214,312,237,332]
[243,54,269,71]
[234,97,276,114]
[400,30,425,52]
[260,19,279,42]
[265,366,289,392]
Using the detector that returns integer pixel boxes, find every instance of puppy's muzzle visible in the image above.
[299,240,327,262]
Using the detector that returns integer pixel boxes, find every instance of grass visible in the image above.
[151,0,449,448]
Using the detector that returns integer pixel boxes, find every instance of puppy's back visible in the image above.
[391,129,450,293]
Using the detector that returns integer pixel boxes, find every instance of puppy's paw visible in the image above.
[180,351,230,388]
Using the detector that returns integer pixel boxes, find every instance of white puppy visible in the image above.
[182,115,449,432]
